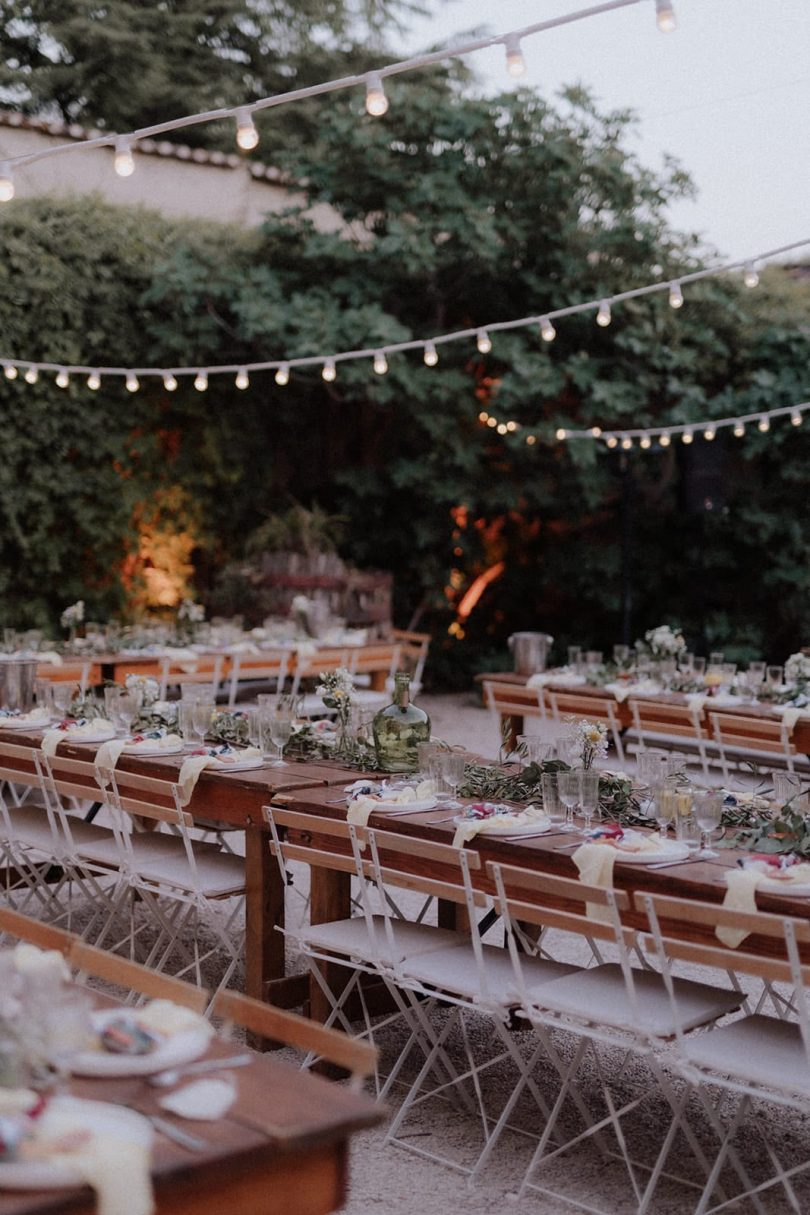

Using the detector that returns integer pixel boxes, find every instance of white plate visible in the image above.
[612,840,690,865]
[0,1096,152,1189]
[452,814,551,834]
[70,1008,211,1077]
[207,755,265,772]
[358,796,438,813]
[60,728,117,745]
[0,715,51,730]
[122,741,184,756]
[729,868,810,898]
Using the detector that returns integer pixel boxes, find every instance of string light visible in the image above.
[163,373,178,391]
[275,363,290,386]
[606,435,619,449]
[703,425,716,440]
[621,436,633,450]
[479,411,489,423]
[322,358,336,382]
[486,416,498,428]
[659,433,671,447]
[87,372,101,390]
[590,426,602,438]
[596,300,612,327]
[791,409,803,426]
[640,435,652,449]
[668,281,684,309]
[55,370,69,388]
[682,429,693,444]
[3,365,17,380]
[555,427,567,441]
[496,423,507,434]
[655,0,676,33]
[476,329,492,354]
[194,370,208,391]
[733,422,745,437]
[113,137,135,178]
[423,341,438,366]
[0,163,14,202]
[365,73,389,117]
[539,316,556,343]
[744,262,759,289]
[504,33,526,77]
[23,366,38,385]
[373,351,389,375]
[235,108,259,151]
[125,371,139,392]
[758,415,770,433]
[526,434,536,446]
[506,420,518,432]
[235,367,249,389]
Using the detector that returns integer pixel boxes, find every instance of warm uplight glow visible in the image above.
[457,561,506,620]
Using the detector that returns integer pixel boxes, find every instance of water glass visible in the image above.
[613,644,630,666]
[748,661,766,682]
[52,682,75,716]
[692,657,706,677]
[636,750,667,788]
[709,651,725,667]
[416,741,439,781]
[767,665,784,692]
[555,735,578,767]
[678,652,694,675]
[243,706,263,751]
[578,771,600,833]
[720,663,737,693]
[557,771,581,831]
[181,683,215,703]
[567,645,582,672]
[178,701,197,746]
[518,735,553,767]
[191,700,215,746]
[441,752,468,807]
[265,707,292,766]
[650,785,673,838]
[772,771,807,811]
[693,792,722,858]
[541,773,566,827]
[585,651,603,671]
[659,657,677,690]
[35,679,54,716]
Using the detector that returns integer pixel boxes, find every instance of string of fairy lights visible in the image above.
[0,0,806,450]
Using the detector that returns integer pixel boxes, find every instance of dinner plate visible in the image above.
[611,839,690,865]
[207,755,265,772]
[70,1009,211,1078]
[122,740,184,757]
[360,795,438,813]
[452,814,551,835]
[0,1096,152,1189]
[728,868,810,898]
[61,728,117,745]
[0,714,51,730]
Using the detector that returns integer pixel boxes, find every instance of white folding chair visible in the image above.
[709,711,799,781]
[157,653,224,701]
[289,646,349,717]
[548,690,625,763]
[390,628,431,697]
[347,643,401,711]
[627,697,716,777]
[225,649,289,708]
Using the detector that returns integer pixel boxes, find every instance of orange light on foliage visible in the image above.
[456,561,505,620]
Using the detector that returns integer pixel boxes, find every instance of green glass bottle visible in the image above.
[372,672,430,772]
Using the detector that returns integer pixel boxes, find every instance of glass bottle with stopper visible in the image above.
[372,672,430,772]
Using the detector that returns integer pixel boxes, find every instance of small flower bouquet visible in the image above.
[569,718,609,770]
[785,652,810,688]
[317,667,354,756]
[642,624,685,659]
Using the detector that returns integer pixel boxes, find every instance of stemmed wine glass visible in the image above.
[578,771,600,834]
[265,705,293,766]
[693,792,722,858]
[557,771,581,832]
[191,700,214,748]
[440,752,467,809]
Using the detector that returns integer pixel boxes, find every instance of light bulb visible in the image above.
[621,436,633,450]
[0,163,14,203]
[526,434,536,446]
[606,435,619,449]
[114,137,135,178]
[87,371,101,390]
[659,433,672,447]
[590,426,603,438]
[3,365,17,380]
[744,262,759,289]
[235,108,259,151]
[275,364,290,386]
[322,359,336,382]
[194,370,208,391]
[539,316,556,343]
[478,411,489,423]
[791,409,803,426]
[125,371,139,392]
[373,351,388,375]
[23,366,38,385]
[733,422,745,437]
[235,367,249,390]
[669,281,684,309]
[504,33,526,78]
[655,0,677,33]
[682,429,694,444]
[163,373,178,391]
[486,416,498,428]
[758,416,770,432]
[423,341,438,366]
[596,300,612,327]
[496,423,507,435]
[555,427,567,441]
[703,426,716,441]
[365,73,389,118]
[476,329,492,354]
[506,420,518,432]
[640,436,652,449]
[55,369,69,388]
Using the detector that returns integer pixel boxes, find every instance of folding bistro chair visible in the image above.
[626,697,716,777]
[289,646,350,717]
[708,711,800,781]
[547,690,625,763]
[390,629,431,696]
[347,642,401,711]
[157,653,224,701]
[225,648,289,708]
[482,678,548,751]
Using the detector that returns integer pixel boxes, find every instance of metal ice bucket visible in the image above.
[507,632,554,676]
[0,659,39,712]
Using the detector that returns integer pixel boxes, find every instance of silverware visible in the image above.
[499,829,572,842]
[125,1106,208,1151]
[646,857,696,870]
[554,841,583,851]
[147,1052,253,1088]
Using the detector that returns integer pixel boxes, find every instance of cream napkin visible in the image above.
[604,682,632,704]
[717,869,764,948]
[778,706,809,733]
[451,807,550,849]
[572,843,618,924]
[67,1135,153,1215]
[158,1078,235,1121]
[94,739,128,783]
[41,729,64,758]
[34,651,63,667]
[686,693,707,713]
[163,647,199,673]
[176,755,216,807]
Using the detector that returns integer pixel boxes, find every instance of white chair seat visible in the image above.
[301,916,464,965]
[401,941,578,1004]
[683,1013,810,1096]
[135,848,245,898]
[0,806,111,856]
[527,963,742,1038]
[75,830,220,868]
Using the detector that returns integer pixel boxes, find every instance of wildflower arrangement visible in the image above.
[570,718,609,769]
[785,652,810,687]
[643,624,685,658]
[316,666,354,754]
[60,600,84,630]
[177,599,205,624]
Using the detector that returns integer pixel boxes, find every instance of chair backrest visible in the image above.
[104,767,193,830]
[364,824,483,910]
[37,660,92,695]
[226,649,289,708]
[264,803,358,879]
[159,654,224,700]
[708,711,795,756]
[39,751,105,804]
[391,629,431,686]
[628,697,706,740]
[0,739,43,790]
[348,643,401,680]
[487,859,632,946]
[290,647,349,697]
[482,679,545,722]
[548,691,619,728]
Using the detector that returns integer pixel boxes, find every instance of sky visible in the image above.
[403,0,810,264]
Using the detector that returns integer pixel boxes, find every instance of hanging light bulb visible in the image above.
[423,341,438,366]
[478,411,489,423]
[590,426,603,438]
[733,421,745,437]
[555,427,567,441]
[791,408,803,426]
[235,108,259,151]
[87,371,101,391]
[55,369,69,388]
[659,433,672,447]
[655,0,677,33]
[539,316,556,343]
[194,370,208,392]
[0,163,14,203]
[621,436,633,450]
[235,367,249,390]
[113,137,135,178]
[703,425,716,441]
[744,262,759,289]
[3,365,17,380]
[373,351,388,375]
[365,73,389,117]
[476,329,492,354]
[605,435,619,449]
[596,300,612,327]
[486,416,498,428]
[125,371,139,392]
[758,415,770,432]
[640,435,652,449]
[23,366,38,385]
[275,364,290,386]
[163,373,178,391]
[669,280,684,309]
[496,423,507,435]
[682,429,694,444]
[506,420,518,432]
[322,358,336,382]
[526,434,537,446]
[504,33,526,78]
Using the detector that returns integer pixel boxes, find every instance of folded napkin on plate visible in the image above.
[158,1077,235,1121]
[136,999,214,1039]
[451,807,549,849]
[41,729,64,758]
[777,706,810,733]
[345,783,429,829]
[67,1134,153,1215]
[33,651,63,667]
[718,862,810,947]
[162,647,199,672]
[686,693,707,713]
[572,843,618,924]
[94,739,127,783]
[176,755,216,807]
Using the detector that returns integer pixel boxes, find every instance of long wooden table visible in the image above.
[0,1017,380,1215]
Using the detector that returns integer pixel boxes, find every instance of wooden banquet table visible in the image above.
[0,1019,380,1215]
[475,669,810,756]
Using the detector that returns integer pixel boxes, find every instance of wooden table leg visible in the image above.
[308,865,352,1026]
[244,822,284,1046]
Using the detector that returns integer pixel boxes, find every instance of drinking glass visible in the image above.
[441,752,468,808]
[659,658,677,690]
[555,735,578,767]
[748,661,766,682]
[243,706,263,751]
[585,651,603,671]
[693,792,722,858]
[613,644,630,666]
[191,700,214,746]
[692,657,706,678]
[773,771,807,811]
[578,771,600,834]
[181,683,215,704]
[709,651,725,667]
[35,679,54,716]
[678,652,694,675]
[266,708,293,766]
[557,771,581,831]
[178,701,197,747]
[108,691,135,736]
[650,785,673,838]
[720,663,737,693]
[567,646,582,672]
[541,773,566,828]
[416,741,439,782]
[52,682,75,716]
[518,736,553,767]
[766,665,784,692]
[636,750,667,788]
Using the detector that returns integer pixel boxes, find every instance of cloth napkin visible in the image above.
[67,1134,153,1215]
[572,843,618,924]
[686,693,707,713]
[176,755,216,806]
[158,1077,235,1121]
[33,651,63,667]
[777,706,810,733]
[527,671,585,690]
[41,729,64,758]
[94,739,128,783]
[162,647,199,673]
[718,863,810,947]
[451,808,550,849]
